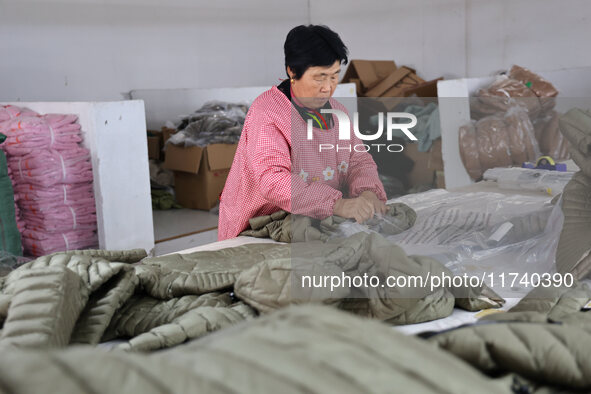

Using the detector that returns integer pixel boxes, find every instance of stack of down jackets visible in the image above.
[0,244,591,393]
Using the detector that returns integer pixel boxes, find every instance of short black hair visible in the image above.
[284,25,349,80]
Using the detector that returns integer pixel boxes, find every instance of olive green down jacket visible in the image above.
[0,231,501,352]
[0,236,590,392]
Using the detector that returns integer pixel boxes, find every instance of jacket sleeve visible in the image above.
[345,130,387,202]
[248,112,343,218]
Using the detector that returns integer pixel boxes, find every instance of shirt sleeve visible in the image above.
[345,128,387,202]
[248,112,343,218]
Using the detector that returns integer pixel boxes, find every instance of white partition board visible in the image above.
[131,83,358,130]
[437,77,494,189]
[2,100,154,254]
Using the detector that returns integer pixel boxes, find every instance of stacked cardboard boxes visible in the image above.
[342,60,440,103]
[341,60,445,189]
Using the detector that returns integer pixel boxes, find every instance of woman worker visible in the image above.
[218,25,387,241]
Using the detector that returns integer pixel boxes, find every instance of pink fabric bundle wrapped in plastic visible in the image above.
[21,203,97,232]
[0,115,82,156]
[21,228,97,257]
[0,105,38,122]
[14,182,94,206]
[9,147,93,187]
[1,108,99,256]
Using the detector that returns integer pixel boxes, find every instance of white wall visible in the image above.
[1,0,590,102]
[312,0,467,80]
[0,0,309,101]
[466,0,591,77]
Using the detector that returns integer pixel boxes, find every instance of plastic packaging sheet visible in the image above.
[400,190,561,295]
[339,189,561,296]
[483,167,574,196]
[0,250,30,277]
[167,101,248,147]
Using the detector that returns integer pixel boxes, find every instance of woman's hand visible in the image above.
[333,197,376,223]
[359,190,388,215]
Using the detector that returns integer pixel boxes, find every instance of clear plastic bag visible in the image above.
[508,65,559,107]
[381,190,561,296]
[0,250,30,277]
[312,190,563,297]
[332,202,417,238]
[473,75,542,119]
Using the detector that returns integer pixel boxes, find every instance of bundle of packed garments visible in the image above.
[0,105,37,122]
[0,105,98,256]
[167,101,248,147]
[460,65,568,180]
[470,65,558,119]
[1,114,83,156]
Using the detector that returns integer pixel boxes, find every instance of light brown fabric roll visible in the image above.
[475,116,512,171]
[459,122,483,180]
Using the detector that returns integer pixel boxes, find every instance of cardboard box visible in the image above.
[164,143,237,210]
[341,60,397,92]
[435,170,446,189]
[365,67,414,97]
[342,59,441,99]
[147,130,163,160]
[403,139,443,188]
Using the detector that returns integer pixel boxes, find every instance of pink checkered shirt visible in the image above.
[218,85,386,240]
